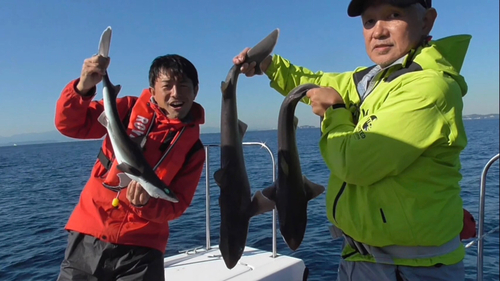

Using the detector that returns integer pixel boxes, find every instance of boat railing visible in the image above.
[463,153,499,281]
[191,143,499,281]
[202,142,279,258]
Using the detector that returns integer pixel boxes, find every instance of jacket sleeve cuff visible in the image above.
[71,78,97,100]
[321,106,354,134]
[265,54,280,80]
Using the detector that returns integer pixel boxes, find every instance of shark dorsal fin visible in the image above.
[214,169,225,187]
[293,116,299,130]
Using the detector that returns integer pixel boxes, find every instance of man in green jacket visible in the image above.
[233,0,470,280]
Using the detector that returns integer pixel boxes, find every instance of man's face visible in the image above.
[150,69,198,120]
[361,2,428,67]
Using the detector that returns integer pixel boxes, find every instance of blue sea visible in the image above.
[0,119,498,281]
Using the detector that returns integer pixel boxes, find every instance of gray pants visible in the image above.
[57,231,165,281]
[336,259,465,281]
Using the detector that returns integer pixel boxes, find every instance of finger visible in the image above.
[237,47,251,63]
[245,68,255,77]
[104,57,111,68]
[127,180,137,199]
[84,64,106,76]
[83,61,102,72]
[306,89,316,98]
[96,55,110,67]
[126,184,133,201]
[133,184,143,204]
[233,53,244,64]
[312,107,320,116]
[306,89,312,98]
[85,55,100,64]
[96,57,110,74]
[139,192,150,205]
[84,57,109,73]
[240,62,249,72]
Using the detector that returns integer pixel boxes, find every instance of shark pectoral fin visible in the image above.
[117,162,142,177]
[117,173,132,187]
[262,183,277,202]
[303,175,326,200]
[293,116,299,130]
[250,190,276,217]
[214,169,225,187]
[238,120,248,138]
[220,81,228,93]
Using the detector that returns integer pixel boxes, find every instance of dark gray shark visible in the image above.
[263,83,325,251]
[214,29,280,269]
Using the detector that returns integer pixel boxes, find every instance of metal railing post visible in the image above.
[477,153,499,281]
[203,142,278,257]
[242,142,278,258]
[205,146,211,250]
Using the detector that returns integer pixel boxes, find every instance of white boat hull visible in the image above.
[164,245,307,281]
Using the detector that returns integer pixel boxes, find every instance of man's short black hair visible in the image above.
[149,54,199,88]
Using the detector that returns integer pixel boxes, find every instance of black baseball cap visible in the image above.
[347,0,432,17]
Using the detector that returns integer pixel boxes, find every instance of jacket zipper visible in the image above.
[332,182,347,223]
[380,208,387,223]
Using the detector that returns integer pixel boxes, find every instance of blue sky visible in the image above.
[0,0,498,137]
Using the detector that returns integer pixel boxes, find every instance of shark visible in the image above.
[214,29,280,269]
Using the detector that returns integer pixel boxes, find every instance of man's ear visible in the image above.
[194,85,199,97]
[149,87,155,97]
[423,8,437,36]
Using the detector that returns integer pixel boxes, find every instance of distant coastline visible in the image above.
[1,114,497,147]
[462,114,499,120]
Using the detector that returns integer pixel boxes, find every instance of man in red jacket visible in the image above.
[55,54,206,281]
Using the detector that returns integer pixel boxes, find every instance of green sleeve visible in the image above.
[319,74,455,186]
[265,54,354,105]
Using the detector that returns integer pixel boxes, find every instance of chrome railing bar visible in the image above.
[203,142,278,258]
[476,153,499,281]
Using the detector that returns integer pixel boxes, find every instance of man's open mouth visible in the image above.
[170,101,184,109]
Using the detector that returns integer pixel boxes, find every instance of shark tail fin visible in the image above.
[303,175,325,201]
[249,189,276,217]
[238,119,248,138]
[246,28,280,75]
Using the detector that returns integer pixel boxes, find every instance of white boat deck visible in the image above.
[164,245,307,281]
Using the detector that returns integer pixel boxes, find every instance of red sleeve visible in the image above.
[132,147,206,223]
[54,78,137,139]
